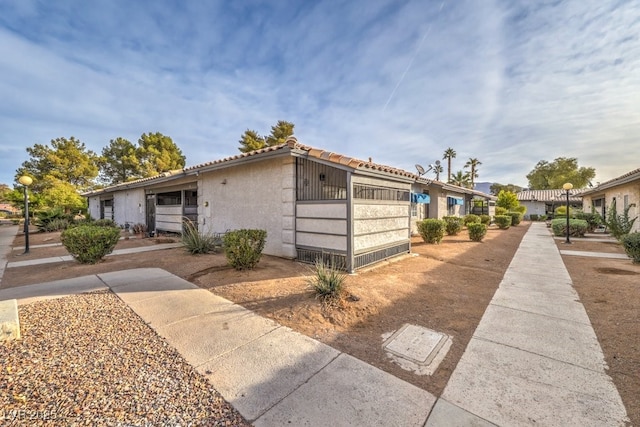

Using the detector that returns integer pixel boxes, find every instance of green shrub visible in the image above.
[479,214,491,225]
[308,256,347,301]
[540,214,548,221]
[417,219,445,244]
[508,211,523,226]
[61,225,121,264]
[468,223,487,242]
[494,215,511,229]
[575,211,601,233]
[223,229,267,270]
[132,223,148,234]
[35,207,73,232]
[512,205,527,214]
[606,199,637,240]
[442,216,463,235]
[621,232,640,263]
[463,214,481,226]
[529,214,539,221]
[182,219,218,254]
[554,205,575,218]
[551,218,588,237]
[93,219,117,227]
[42,217,71,232]
[495,206,508,216]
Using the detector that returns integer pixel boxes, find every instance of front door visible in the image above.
[146,194,156,235]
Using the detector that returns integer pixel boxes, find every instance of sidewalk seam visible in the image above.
[471,336,608,374]
[251,351,342,423]
[488,301,591,326]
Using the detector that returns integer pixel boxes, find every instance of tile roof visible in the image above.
[581,167,640,195]
[517,189,582,203]
[85,136,492,198]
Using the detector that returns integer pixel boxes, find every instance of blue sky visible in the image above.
[1,0,638,189]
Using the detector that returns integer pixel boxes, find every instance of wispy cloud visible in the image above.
[0,0,638,188]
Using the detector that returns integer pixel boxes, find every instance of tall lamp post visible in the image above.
[18,176,33,254]
[562,182,573,244]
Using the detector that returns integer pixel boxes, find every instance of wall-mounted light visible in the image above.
[204,201,209,207]
[221,179,227,185]
[319,173,326,182]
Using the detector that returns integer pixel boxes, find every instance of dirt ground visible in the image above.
[3,224,638,424]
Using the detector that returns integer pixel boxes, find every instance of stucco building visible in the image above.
[85,138,494,272]
[580,168,640,233]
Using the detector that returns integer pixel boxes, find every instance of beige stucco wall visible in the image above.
[583,181,640,233]
[352,176,411,255]
[198,156,297,258]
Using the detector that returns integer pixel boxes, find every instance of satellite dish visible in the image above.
[435,160,441,166]
[415,164,426,176]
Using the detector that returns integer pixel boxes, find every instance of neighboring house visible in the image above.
[516,189,582,219]
[84,138,496,271]
[0,203,19,215]
[580,168,640,233]
[409,180,495,235]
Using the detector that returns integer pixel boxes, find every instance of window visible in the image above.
[353,184,410,201]
[157,191,182,205]
[624,195,629,210]
[296,158,347,201]
[411,203,418,217]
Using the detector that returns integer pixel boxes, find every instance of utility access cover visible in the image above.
[382,324,451,376]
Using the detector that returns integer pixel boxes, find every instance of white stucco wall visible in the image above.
[198,156,297,258]
[87,196,100,220]
[296,202,348,252]
[521,201,547,219]
[88,190,146,227]
[113,190,146,227]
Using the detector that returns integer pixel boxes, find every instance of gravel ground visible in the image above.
[0,291,250,427]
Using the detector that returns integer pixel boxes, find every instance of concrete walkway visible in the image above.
[0,223,630,426]
[0,225,18,286]
[432,222,629,426]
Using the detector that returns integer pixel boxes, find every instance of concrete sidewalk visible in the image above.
[0,225,18,286]
[431,222,629,426]
[0,268,436,426]
[0,223,630,425]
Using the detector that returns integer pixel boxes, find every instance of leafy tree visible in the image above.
[464,158,482,188]
[39,180,86,214]
[16,136,100,192]
[490,183,523,195]
[443,147,456,183]
[238,120,295,153]
[0,184,10,202]
[100,137,142,184]
[450,170,470,188]
[238,130,266,153]
[496,190,520,210]
[265,120,295,146]
[137,132,186,178]
[4,187,45,213]
[526,157,595,189]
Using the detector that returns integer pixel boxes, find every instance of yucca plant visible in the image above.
[182,219,218,254]
[308,255,347,302]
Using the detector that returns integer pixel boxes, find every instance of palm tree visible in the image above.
[433,164,444,181]
[464,158,482,189]
[443,148,456,183]
[450,170,471,188]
